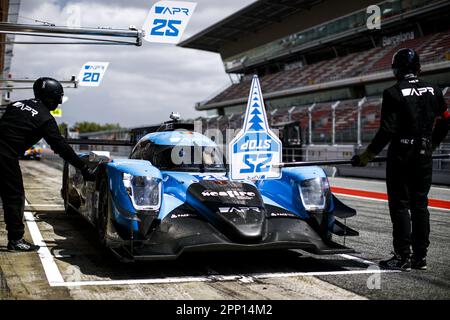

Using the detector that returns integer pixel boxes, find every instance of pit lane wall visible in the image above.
[298,144,450,186]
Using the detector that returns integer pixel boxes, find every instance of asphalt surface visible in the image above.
[0,160,449,300]
[320,182,450,299]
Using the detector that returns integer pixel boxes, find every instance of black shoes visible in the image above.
[379,253,411,271]
[7,239,40,252]
[412,256,427,270]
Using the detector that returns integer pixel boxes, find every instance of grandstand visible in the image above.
[180,0,450,146]
[202,29,449,108]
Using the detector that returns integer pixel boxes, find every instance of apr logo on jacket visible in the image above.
[401,87,435,97]
[12,102,38,117]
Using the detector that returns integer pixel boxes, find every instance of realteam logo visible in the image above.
[155,6,190,16]
[401,87,434,97]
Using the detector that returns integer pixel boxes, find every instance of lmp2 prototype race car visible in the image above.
[62,120,358,262]
[62,76,358,262]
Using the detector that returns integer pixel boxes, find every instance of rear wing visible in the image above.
[65,120,195,147]
[63,124,134,147]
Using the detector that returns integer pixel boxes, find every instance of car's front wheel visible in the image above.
[62,162,79,215]
[97,175,111,247]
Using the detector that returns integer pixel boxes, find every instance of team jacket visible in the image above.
[0,99,85,169]
[368,76,449,155]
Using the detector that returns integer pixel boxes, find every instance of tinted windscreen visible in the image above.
[145,144,225,172]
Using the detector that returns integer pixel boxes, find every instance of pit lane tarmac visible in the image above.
[0,160,449,300]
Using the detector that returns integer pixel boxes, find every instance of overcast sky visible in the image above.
[11,0,255,127]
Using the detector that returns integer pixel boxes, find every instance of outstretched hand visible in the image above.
[351,149,375,167]
[81,165,96,181]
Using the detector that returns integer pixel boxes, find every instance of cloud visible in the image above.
[11,0,255,127]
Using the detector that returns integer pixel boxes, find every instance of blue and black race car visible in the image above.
[62,118,358,262]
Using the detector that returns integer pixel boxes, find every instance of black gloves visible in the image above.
[81,165,96,181]
[351,149,376,167]
[431,113,449,153]
[431,143,437,153]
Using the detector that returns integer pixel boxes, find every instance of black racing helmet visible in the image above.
[33,77,64,110]
[392,48,421,79]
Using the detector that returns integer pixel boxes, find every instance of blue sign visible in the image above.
[142,1,197,44]
[78,62,109,87]
[229,75,282,180]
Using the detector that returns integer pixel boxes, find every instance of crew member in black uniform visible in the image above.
[0,77,95,252]
[352,48,449,271]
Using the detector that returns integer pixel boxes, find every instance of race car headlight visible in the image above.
[298,177,329,212]
[123,173,161,211]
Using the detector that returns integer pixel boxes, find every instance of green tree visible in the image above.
[58,122,68,135]
[71,122,122,133]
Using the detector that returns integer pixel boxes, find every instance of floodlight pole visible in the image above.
[357,96,367,147]
[308,103,316,145]
[288,106,296,121]
[228,113,234,127]
[331,101,340,146]
[270,108,278,125]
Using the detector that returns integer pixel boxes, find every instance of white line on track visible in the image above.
[331,179,450,192]
[24,199,399,288]
[333,192,450,211]
[24,207,65,285]
[25,204,64,209]
[333,192,388,203]
[339,254,376,265]
[51,269,399,287]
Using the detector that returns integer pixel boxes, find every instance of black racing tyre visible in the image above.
[97,175,111,247]
[62,161,79,215]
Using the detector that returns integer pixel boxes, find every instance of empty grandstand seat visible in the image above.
[369,33,436,73]
[335,100,358,130]
[202,32,449,108]
[418,30,450,64]
[311,104,332,133]
[361,99,382,135]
